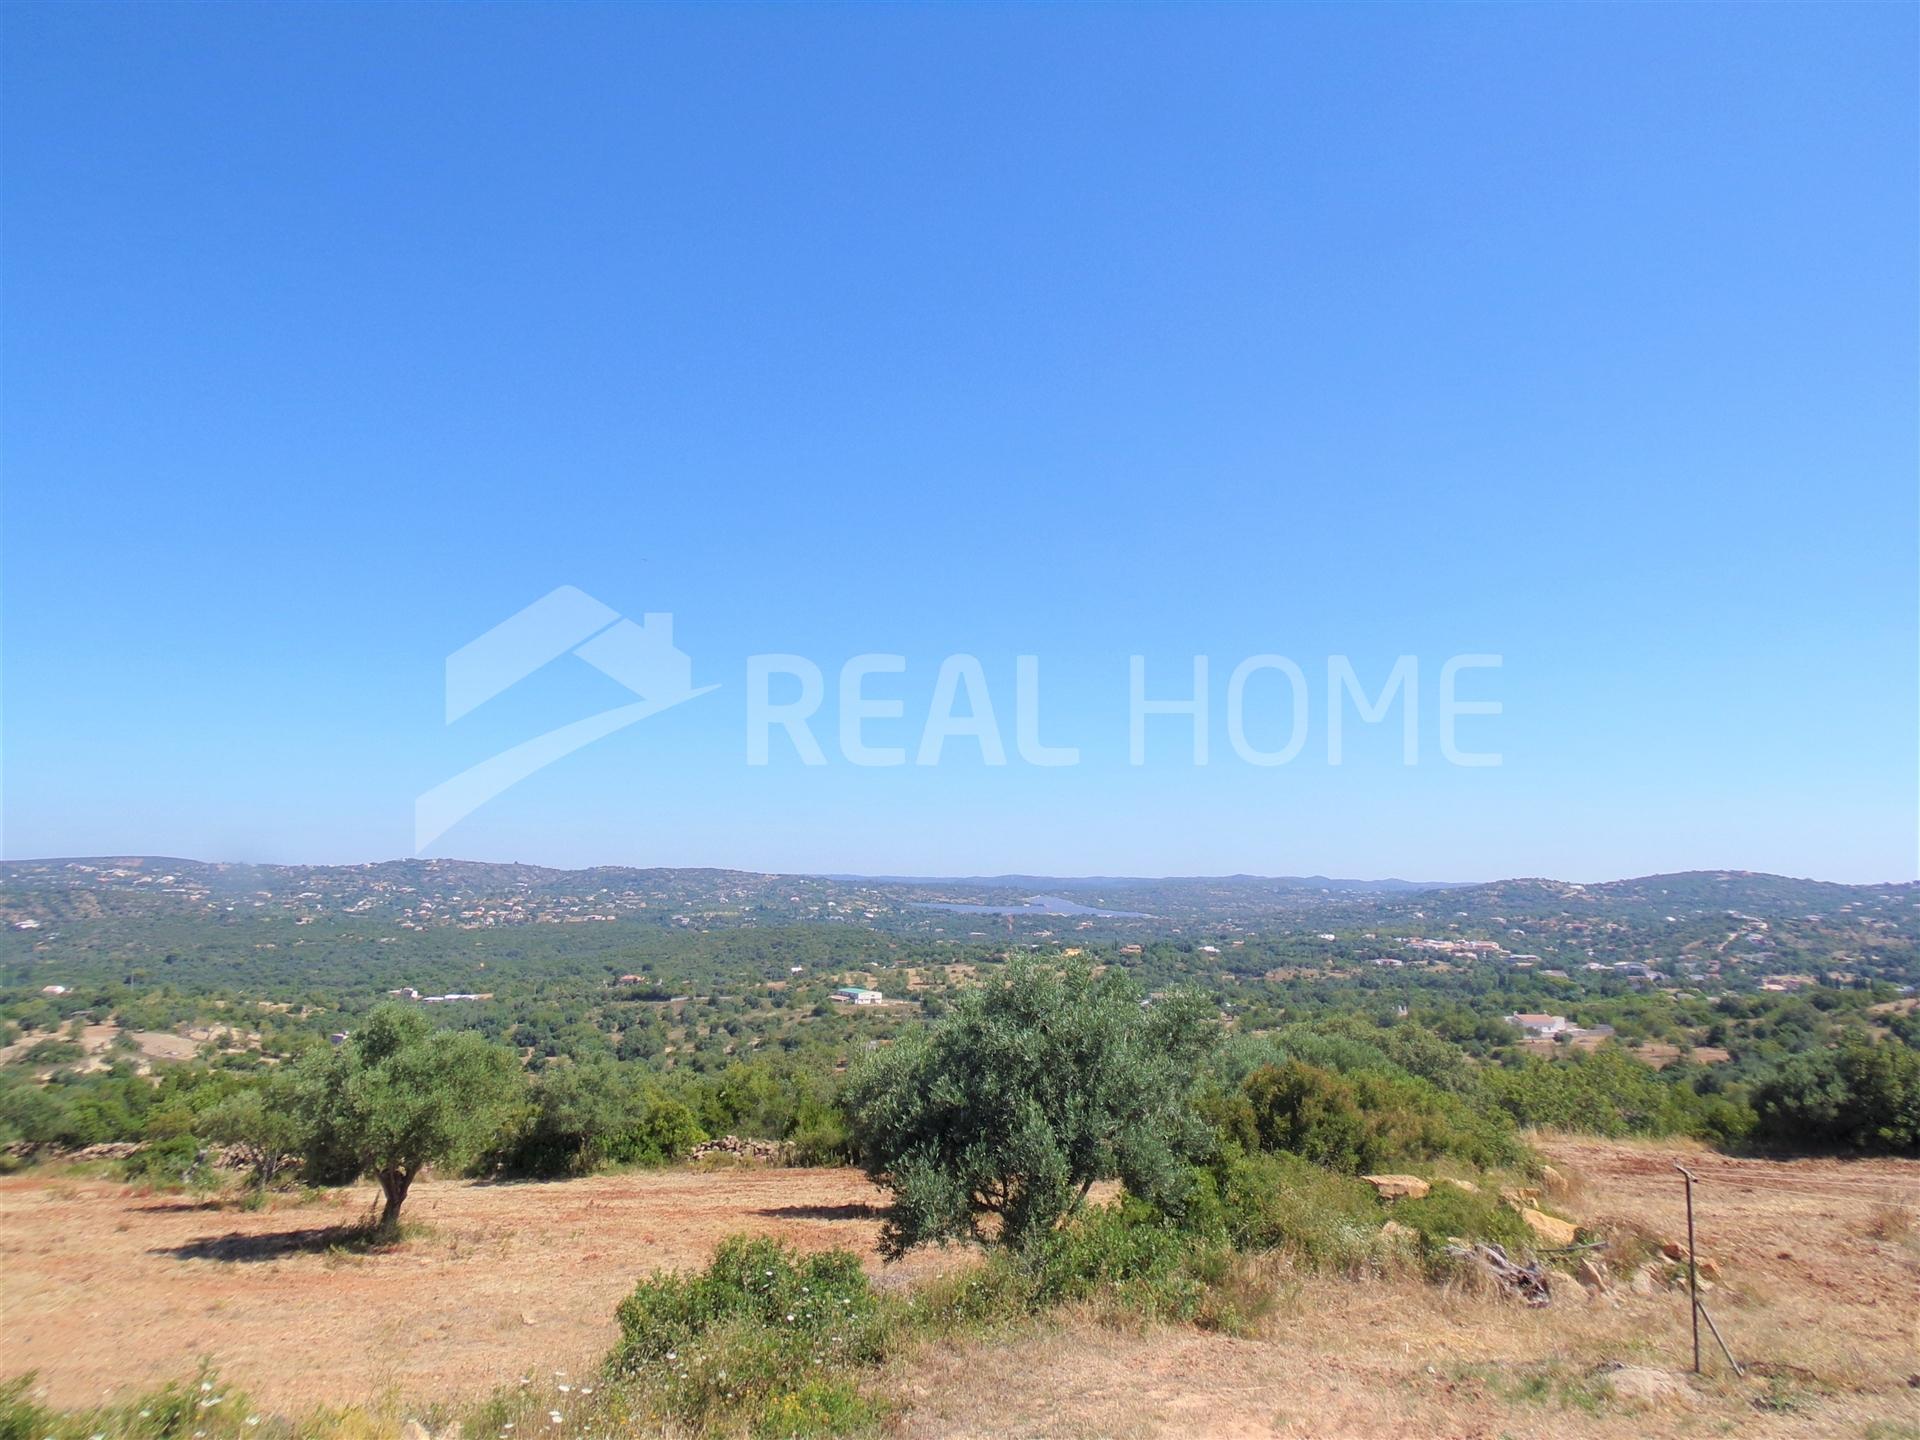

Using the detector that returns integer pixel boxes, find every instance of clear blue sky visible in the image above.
[3,3,1914,883]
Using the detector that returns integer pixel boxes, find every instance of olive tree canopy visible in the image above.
[843,959,1216,1255]
[295,1004,525,1229]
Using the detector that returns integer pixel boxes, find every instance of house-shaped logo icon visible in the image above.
[418,587,716,851]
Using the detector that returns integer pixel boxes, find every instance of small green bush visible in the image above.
[1391,1185,1534,1252]
[120,1136,215,1191]
[750,1377,885,1439]
[611,1236,886,1429]
[0,1373,51,1440]
[1237,1058,1523,1174]
[1215,1150,1385,1269]
[1243,1061,1368,1170]
[785,1099,852,1167]
[1021,1200,1220,1321]
[0,1367,260,1440]
[895,1252,1038,1333]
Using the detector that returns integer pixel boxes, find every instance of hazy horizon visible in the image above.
[3,849,1909,891]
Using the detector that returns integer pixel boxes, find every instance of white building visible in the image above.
[1506,1012,1569,1037]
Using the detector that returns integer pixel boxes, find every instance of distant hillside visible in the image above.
[1378,869,1916,920]
[1,855,1909,940]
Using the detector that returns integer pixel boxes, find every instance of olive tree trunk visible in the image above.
[375,1166,415,1231]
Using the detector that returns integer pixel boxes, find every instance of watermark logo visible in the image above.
[414,586,717,850]
[418,587,1504,846]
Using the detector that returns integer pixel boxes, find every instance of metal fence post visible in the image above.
[1675,1163,1701,1374]
[1674,1163,1743,1377]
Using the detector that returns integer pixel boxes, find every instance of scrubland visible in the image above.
[4,1136,1914,1440]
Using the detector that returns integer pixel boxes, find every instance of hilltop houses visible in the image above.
[831,986,883,1006]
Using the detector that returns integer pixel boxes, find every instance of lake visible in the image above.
[912,894,1151,918]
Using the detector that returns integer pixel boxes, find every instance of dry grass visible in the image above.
[889,1136,1920,1439]
[1864,1207,1910,1241]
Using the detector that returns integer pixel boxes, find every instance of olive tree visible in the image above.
[295,1005,525,1231]
[843,959,1216,1255]
[200,1075,304,1194]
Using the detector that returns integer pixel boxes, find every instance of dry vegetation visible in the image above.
[3,1138,1915,1438]
[894,1136,1920,1439]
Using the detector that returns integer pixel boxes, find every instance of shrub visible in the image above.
[12,1038,84,1068]
[1239,1059,1521,1174]
[750,1378,884,1439]
[785,1097,852,1167]
[1392,1185,1534,1253]
[0,1373,50,1440]
[893,1252,1038,1334]
[1020,1200,1219,1321]
[198,1080,302,1192]
[121,1135,215,1190]
[1243,1061,1367,1170]
[1752,1040,1920,1155]
[1484,1046,1750,1143]
[0,1366,258,1440]
[610,1236,886,1430]
[1215,1150,1385,1269]
[499,1060,708,1177]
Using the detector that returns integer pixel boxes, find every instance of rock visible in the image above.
[688,1135,793,1165]
[521,1311,538,1326]
[1439,1177,1481,1195]
[1362,1174,1431,1200]
[1443,1241,1552,1306]
[1598,1365,1697,1408]
[1697,1258,1720,1280]
[1517,1207,1578,1248]
[1660,1241,1686,1261]
[1574,1257,1612,1292]
[401,1423,432,1440]
[1381,1220,1419,1242]
[1630,1265,1659,1296]
[1541,1163,1569,1191]
[1546,1269,1588,1305]
[1500,1185,1542,1207]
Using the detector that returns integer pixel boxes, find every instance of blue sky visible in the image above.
[3,3,1914,882]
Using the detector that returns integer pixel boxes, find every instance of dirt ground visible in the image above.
[1,1163,942,1411]
[3,1139,1916,1437]
[0,1023,200,1075]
